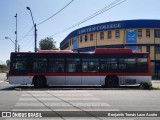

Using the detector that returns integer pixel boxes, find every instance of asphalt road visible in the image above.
[0,73,160,120]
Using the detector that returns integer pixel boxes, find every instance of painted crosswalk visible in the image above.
[6,90,121,120]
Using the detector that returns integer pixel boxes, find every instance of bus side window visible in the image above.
[100,64,106,71]
[66,59,81,72]
[33,58,47,73]
[48,59,64,73]
[82,59,99,72]
[11,58,27,74]
[75,63,81,72]
[57,65,63,72]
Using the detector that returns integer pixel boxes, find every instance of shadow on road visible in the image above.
[0,85,21,91]
[10,85,144,91]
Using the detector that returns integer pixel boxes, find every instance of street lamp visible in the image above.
[26,6,37,52]
[5,37,16,52]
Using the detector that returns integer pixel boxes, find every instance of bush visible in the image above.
[140,82,152,89]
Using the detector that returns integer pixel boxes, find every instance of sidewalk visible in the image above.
[0,73,6,81]
[152,80,160,89]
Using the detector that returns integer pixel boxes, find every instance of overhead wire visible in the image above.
[21,38,34,51]
[18,0,74,46]
[18,26,34,42]
[18,0,126,51]
[52,0,127,36]
[37,0,75,26]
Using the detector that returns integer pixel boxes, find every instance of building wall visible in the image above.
[63,28,160,61]
[60,20,160,78]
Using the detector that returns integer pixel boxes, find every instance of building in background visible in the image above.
[60,20,160,78]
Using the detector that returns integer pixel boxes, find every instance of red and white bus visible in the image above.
[9,48,151,88]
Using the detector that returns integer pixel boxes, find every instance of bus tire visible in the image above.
[33,76,46,88]
[105,76,119,88]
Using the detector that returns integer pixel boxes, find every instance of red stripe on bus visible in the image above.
[9,72,151,77]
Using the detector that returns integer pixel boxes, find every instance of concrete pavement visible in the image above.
[152,80,160,89]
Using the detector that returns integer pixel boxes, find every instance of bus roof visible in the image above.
[94,48,132,53]
[11,48,146,54]
[38,50,73,53]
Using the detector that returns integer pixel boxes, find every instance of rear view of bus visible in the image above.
[8,48,151,88]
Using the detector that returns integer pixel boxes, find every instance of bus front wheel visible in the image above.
[33,76,47,88]
[105,76,119,88]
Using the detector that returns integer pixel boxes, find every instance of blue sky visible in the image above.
[0,0,160,62]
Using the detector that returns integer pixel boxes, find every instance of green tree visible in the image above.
[39,37,58,50]
[0,64,7,71]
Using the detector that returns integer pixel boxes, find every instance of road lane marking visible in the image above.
[15,102,45,107]
[12,109,52,111]
[13,90,120,118]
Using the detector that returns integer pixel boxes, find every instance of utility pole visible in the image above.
[34,24,37,52]
[26,7,37,52]
[14,13,18,52]
[18,45,20,52]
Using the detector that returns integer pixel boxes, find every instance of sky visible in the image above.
[0,0,160,63]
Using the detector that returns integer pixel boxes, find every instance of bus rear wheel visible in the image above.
[105,76,119,88]
[33,76,47,88]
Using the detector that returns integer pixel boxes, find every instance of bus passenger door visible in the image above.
[65,59,82,85]
[81,59,100,85]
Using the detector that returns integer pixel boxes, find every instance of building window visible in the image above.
[154,29,160,38]
[108,31,112,39]
[156,46,160,54]
[72,39,74,45]
[100,32,104,40]
[90,34,93,41]
[138,46,142,52]
[146,29,150,38]
[138,29,142,37]
[115,30,120,38]
[146,46,150,52]
[80,36,83,43]
[70,39,72,46]
[85,35,88,42]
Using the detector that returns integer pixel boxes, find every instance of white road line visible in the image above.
[42,103,110,107]
[25,91,89,94]
[15,102,110,107]
[30,94,52,97]
[71,103,110,107]
[15,102,45,107]
[55,97,100,101]
[0,81,4,83]
[21,94,32,97]
[19,96,101,101]
[19,98,59,101]
[51,94,93,97]
[47,91,89,93]
[18,98,38,101]
[12,109,52,111]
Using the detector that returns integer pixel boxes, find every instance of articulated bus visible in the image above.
[9,48,151,88]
